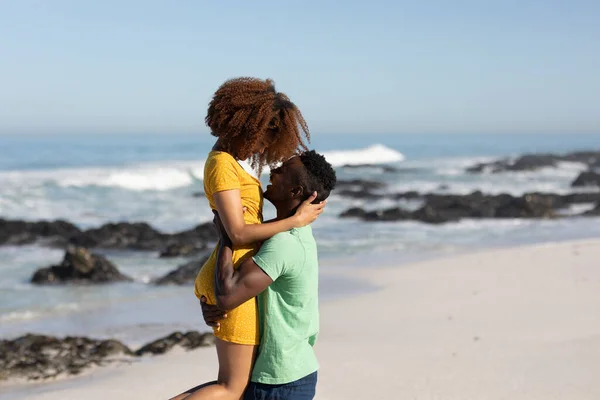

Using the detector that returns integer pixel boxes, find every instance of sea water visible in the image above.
[1,132,599,343]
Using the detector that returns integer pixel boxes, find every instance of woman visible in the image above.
[171,78,323,400]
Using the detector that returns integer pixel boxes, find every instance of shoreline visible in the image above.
[2,232,599,342]
[2,237,599,399]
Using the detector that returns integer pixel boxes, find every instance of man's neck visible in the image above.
[274,200,302,222]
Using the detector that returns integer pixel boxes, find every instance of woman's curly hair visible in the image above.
[206,77,310,173]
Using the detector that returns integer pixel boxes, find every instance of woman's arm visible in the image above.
[213,189,322,246]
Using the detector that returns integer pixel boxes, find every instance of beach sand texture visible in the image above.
[3,239,599,400]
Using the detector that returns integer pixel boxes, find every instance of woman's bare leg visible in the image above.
[169,381,217,400]
[172,338,256,400]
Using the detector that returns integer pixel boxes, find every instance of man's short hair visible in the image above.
[297,150,337,203]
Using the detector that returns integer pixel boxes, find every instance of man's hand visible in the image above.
[294,192,326,228]
[212,211,232,245]
[200,296,227,328]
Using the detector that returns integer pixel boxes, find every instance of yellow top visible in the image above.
[194,151,262,345]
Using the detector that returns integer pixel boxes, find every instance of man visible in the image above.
[203,150,336,400]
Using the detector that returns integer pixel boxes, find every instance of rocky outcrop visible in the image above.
[134,331,215,356]
[31,247,132,285]
[159,243,207,258]
[340,192,558,223]
[335,179,388,200]
[466,151,600,173]
[0,220,217,252]
[0,334,133,380]
[571,171,600,188]
[0,331,214,381]
[0,219,82,246]
[153,254,210,285]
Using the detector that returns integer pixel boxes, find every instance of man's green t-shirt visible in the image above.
[251,226,319,385]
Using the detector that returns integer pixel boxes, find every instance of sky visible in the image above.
[0,0,599,135]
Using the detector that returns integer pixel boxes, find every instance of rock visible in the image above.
[0,219,82,246]
[154,254,210,285]
[339,207,368,219]
[0,331,214,381]
[393,191,422,200]
[411,205,456,224]
[364,207,412,222]
[336,179,388,200]
[134,331,215,356]
[507,154,558,171]
[561,151,600,165]
[336,179,386,191]
[159,243,206,258]
[466,150,600,173]
[571,171,600,188]
[0,334,133,381]
[0,219,217,252]
[31,247,132,285]
[466,155,556,173]
[494,194,556,219]
[74,222,169,250]
[339,192,557,223]
[563,192,600,205]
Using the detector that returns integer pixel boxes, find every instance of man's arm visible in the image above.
[213,215,273,311]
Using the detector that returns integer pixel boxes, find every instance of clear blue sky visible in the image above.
[0,0,598,135]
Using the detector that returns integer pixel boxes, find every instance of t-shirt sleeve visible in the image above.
[204,153,241,193]
[253,234,301,281]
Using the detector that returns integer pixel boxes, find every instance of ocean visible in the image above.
[1,132,599,345]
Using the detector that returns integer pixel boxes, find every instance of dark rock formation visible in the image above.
[0,334,133,380]
[340,192,558,223]
[0,331,214,381]
[153,254,210,285]
[339,207,368,219]
[134,331,215,356]
[466,151,600,174]
[335,179,388,200]
[571,171,600,188]
[393,191,423,200]
[363,207,413,222]
[0,219,217,252]
[159,243,207,258]
[0,219,82,246]
[31,247,132,284]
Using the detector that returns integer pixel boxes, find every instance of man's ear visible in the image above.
[290,185,305,199]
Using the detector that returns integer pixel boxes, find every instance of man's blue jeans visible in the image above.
[243,371,318,400]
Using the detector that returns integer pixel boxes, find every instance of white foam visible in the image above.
[322,144,405,167]
[0,161,206,192]
[0,145,403,192]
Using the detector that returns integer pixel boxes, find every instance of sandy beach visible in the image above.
[3,238,600,400]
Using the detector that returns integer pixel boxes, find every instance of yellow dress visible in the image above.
[194,151,262,345]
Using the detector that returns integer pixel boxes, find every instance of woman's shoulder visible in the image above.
[206,151,240,169]
[207,150,236,162]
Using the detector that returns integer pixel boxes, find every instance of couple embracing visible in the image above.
[170,77,337,400]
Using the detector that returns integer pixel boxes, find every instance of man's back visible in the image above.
[251,225,319,385]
